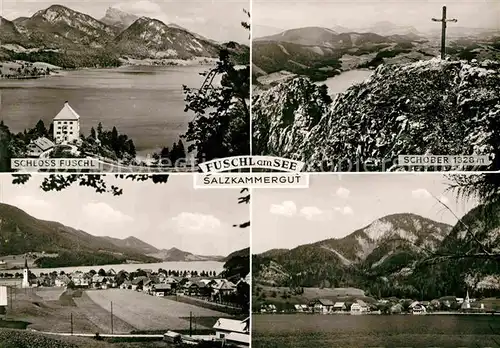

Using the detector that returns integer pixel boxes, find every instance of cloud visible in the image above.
[300,206,325,220]
[412,188,432,199]
[336,187,350,198]
[334,206,354,215]
[270,201,297,217]
[113,0,169,22]
[171,212,221,232]
[82,202,133,224]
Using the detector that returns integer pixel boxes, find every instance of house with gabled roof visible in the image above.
[212,280,237,297]
[351,299,369,314]
[55,274,71,287]
[27,136,55,157]
[311,299,334,314]
[152,283,173,296]
[333,302,346,311]
[213,317,249,347]
[120,280,132,290]
[131,276,148,291]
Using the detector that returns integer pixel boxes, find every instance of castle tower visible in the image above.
[53,101,81,144]
[22,256,30,288]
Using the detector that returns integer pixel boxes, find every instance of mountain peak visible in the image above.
[100,7,139,30]
[34,4,72,17]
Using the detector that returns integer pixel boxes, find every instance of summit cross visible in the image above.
[432,5,458,59]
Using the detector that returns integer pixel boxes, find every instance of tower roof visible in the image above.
[24,255,28,269]
[54,101,80,121]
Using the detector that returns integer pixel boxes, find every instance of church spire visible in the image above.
[24,255,28,270]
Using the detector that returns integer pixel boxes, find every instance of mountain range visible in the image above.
[254,206,500,298]
[254,21,500,41]
[254,213,452,286]
[252,25,500,84]
[0,5,248,67]
[0,203,226,266]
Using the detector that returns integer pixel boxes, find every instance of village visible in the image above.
[255,290,499,316]
[0,258,250,347]
[1,258,250,309]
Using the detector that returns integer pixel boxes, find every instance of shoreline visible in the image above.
[253,312,500,316]
[0,259,223,273]
[0,56,218,80]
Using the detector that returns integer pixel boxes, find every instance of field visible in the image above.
[253,314,500,348]
[8,289,108,333]
[35,288,66,301]
[86,289,225,331]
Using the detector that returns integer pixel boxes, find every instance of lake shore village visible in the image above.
[256,290,493,315]
[10,259,249,304]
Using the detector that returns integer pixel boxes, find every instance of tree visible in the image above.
[90,127,96,139]
[34,120,47,137]
[111,126,119,153]
[48,123,54,139]
[180,9,250,162]
[98,268,106,276]
[97,122,103,138]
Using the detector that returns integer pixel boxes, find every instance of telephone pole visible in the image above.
[70,313,73,335]
[189,311,192,337]
[110,301,114,334]
[432,5,458,59]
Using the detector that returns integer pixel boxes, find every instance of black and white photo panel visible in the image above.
[0,174,250,346]
[252,173,500,347]
[0,0,250,173]
[252,0,500,172]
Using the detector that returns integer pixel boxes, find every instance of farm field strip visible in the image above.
[85,289,225,331]
[73,292,136,334]
[35,288,65,301]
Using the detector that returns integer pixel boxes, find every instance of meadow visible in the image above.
[86,289,225,331]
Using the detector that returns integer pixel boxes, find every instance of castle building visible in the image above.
[22,256,30,288]
[53,101,81,144]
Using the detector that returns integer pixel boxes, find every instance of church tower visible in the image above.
[22,256,30,288]
[462,289,471,310]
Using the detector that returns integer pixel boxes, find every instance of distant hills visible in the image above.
[0,5,249,68]
[254,208,500,298]
[254,213,452,286]
[252,26,423,82]
[0,203,230,267]
[252,24,500,84]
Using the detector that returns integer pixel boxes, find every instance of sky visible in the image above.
[0,0,249,43]
[0,174,249,256]
[252,173,480,254]
[253,0,500,34]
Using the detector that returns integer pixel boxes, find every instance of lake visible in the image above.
[253,314,500,347]
[0,65,218,157]
[1,260,225,277]
[318,69,373,96]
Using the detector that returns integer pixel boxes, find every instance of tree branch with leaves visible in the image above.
[180,9,250,163]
